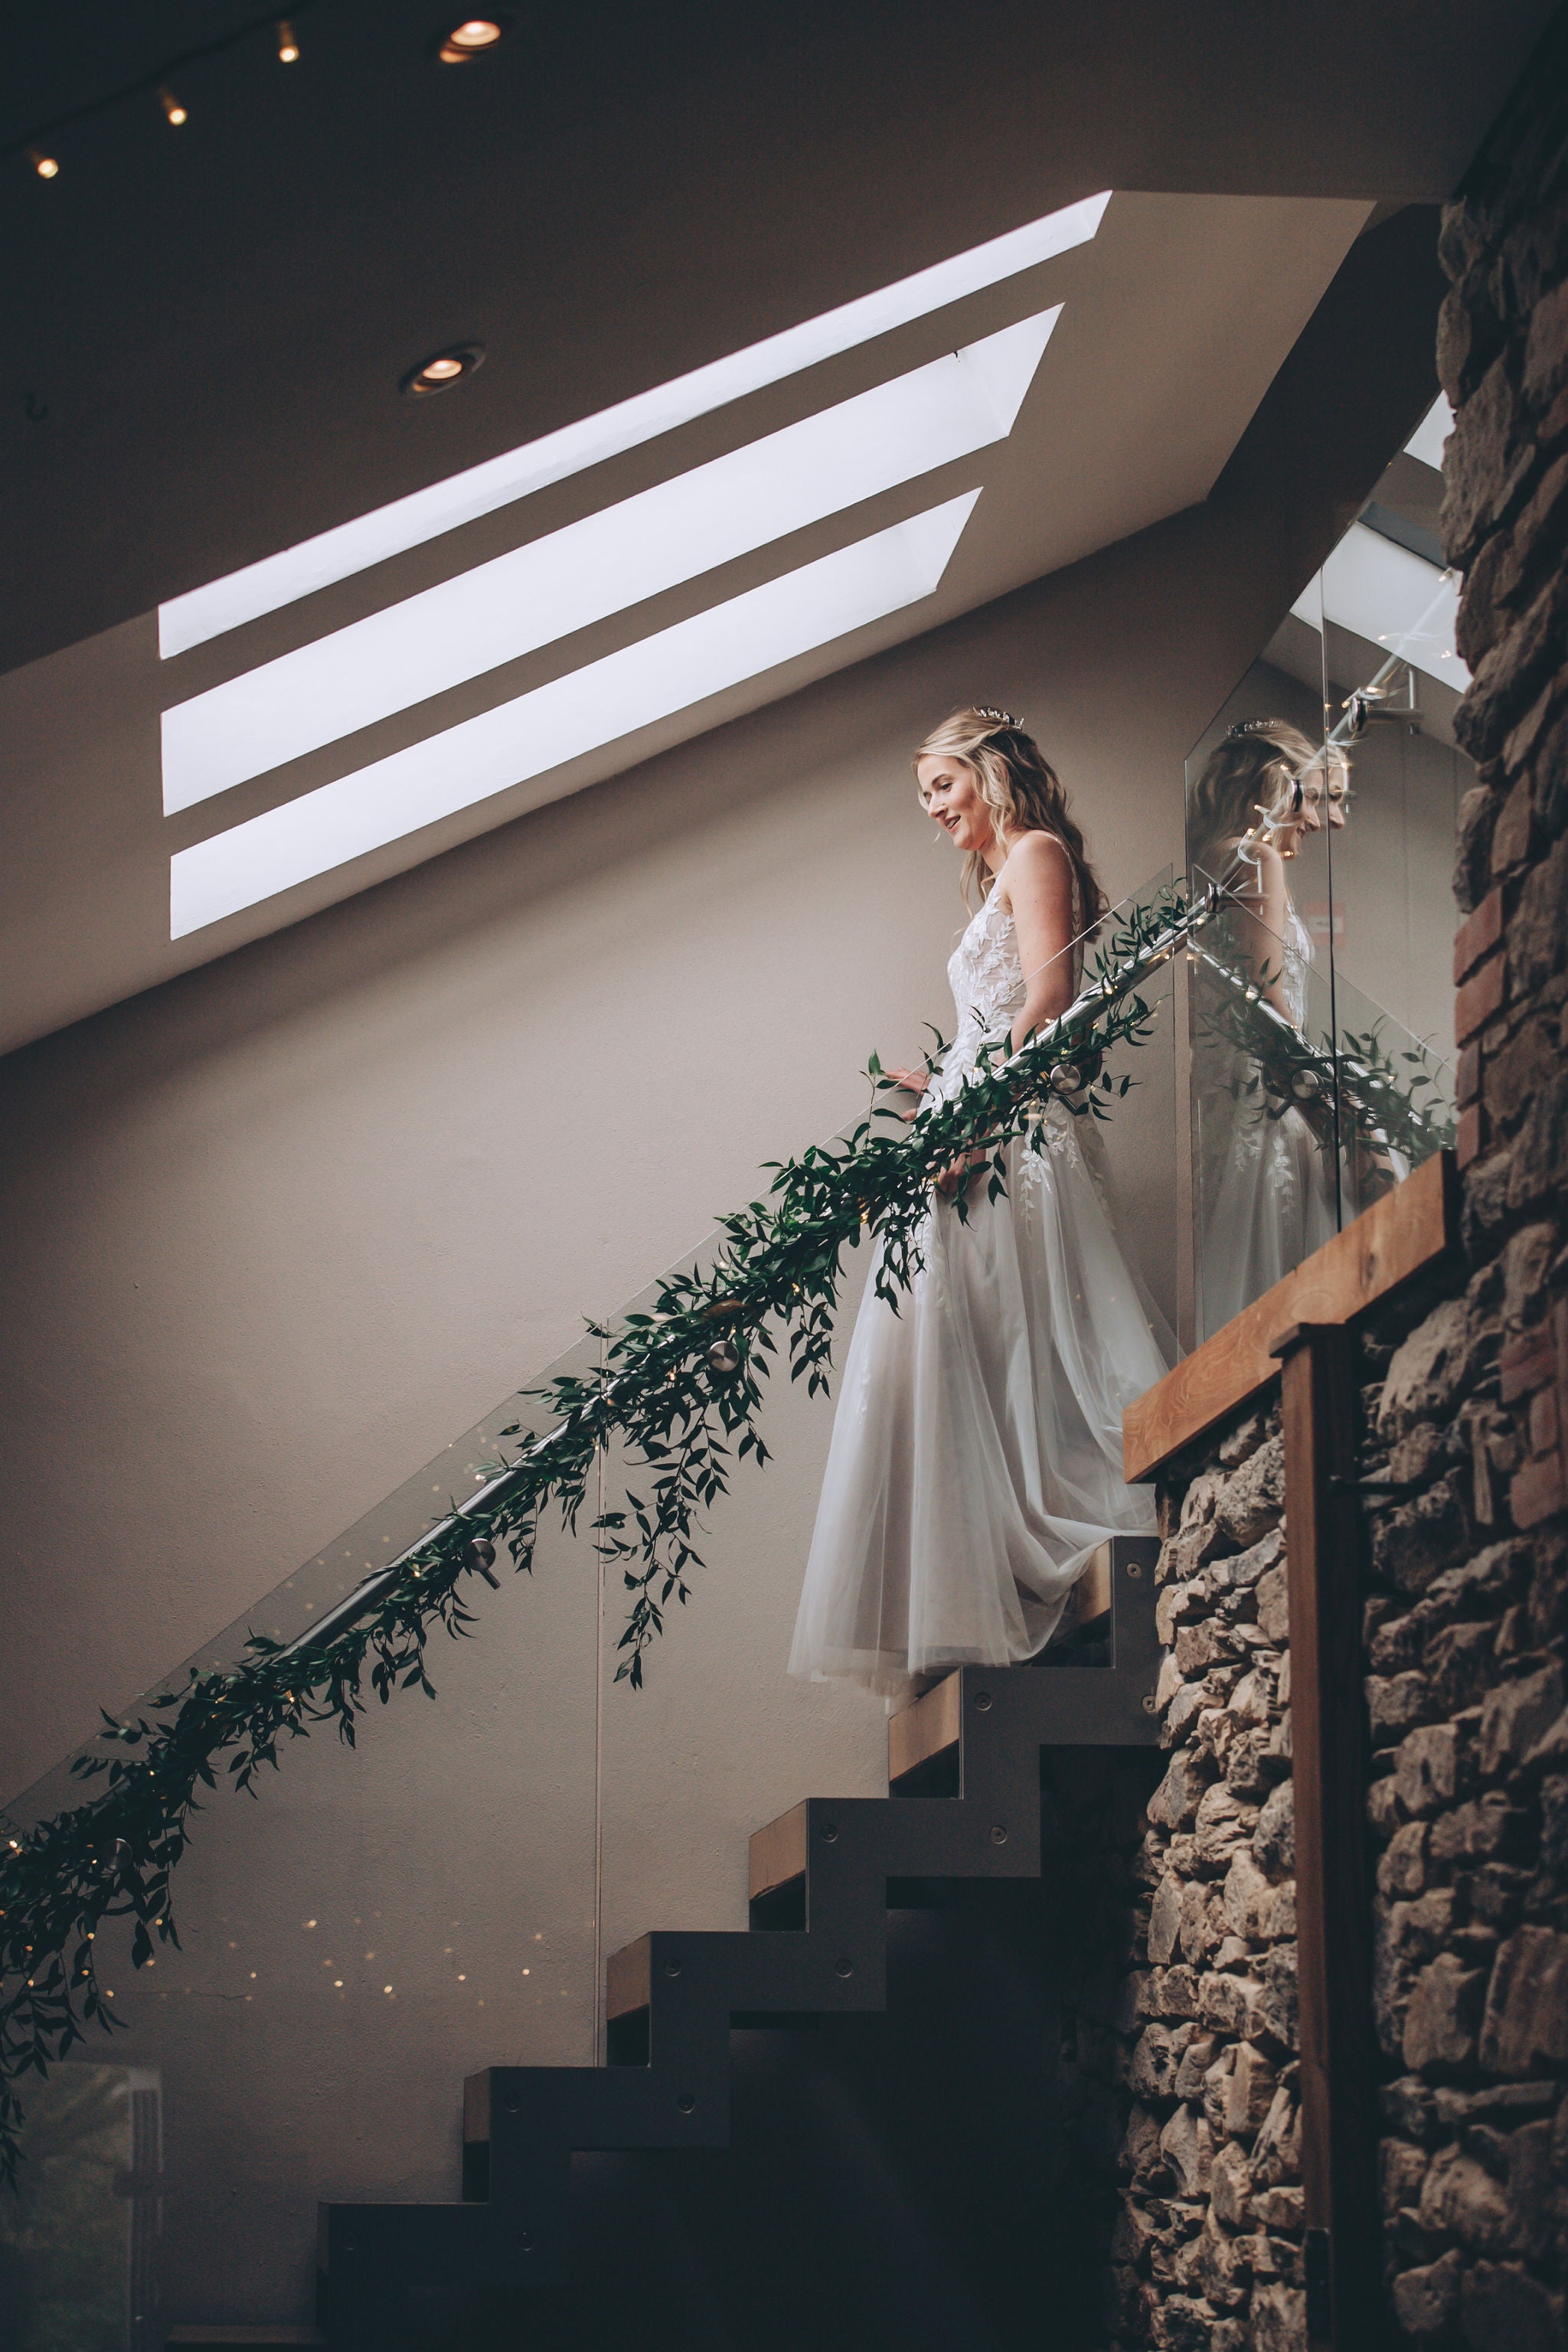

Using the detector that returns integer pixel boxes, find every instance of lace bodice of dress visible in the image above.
[946,890,1027,1046]
[1278,897,1315,1027]
[932,884,1082,1110]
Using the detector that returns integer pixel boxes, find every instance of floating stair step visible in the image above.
[166,2330,325,2349]
[888,1673,962,1784]
[748,1797,808,1901]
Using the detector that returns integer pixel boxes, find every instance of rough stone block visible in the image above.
[1390,2248,1464,2337]
[1225,2040,1278,2139]
[1396,1723,1464,1816]
[1149,1873,1184,1966]
[1172,2032,1218,2103]
[1211,2134,1252,2225]
[1253,1779,1294,1875]
[1460,2259,1565,2352]
[1374,1472,1476,1597]
[1511,1452,1565,1530]
[1130,2020,1192,2099]
[1369,1670,1437,1741]
[1429,1794,1531,1867]
[1223,1851,1296,1943]
[1479,1926,1568,2073]
[1419,2148,1513,2254]
[1250,2185,1303,2231]
[1158,2102,1214,2198]
[1382,2075,1439,2144]
[1249,2281,1307,2352]
[1380,1298,1495,1437]
[1253,1942,1295,2054]
[1382,2133,1434,2210]
[1505,2115,1559,2266]
[1508,1070,1568,1216]
[1481,1661,1566,1776]
[1379,1818,1430,1900]
[1256,1564,1289,1648]
[1148,1748,1216,1831]
[1194,1782,1256,1869]
[1426,1620,1499,1716]
[1403,1952,1488,2073]
[1250,2081,1302,2187]
[1214,1436,1286,1550]
[1198,1969,1268,2040]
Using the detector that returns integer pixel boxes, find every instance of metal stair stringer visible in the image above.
[316,1533,1160,2340]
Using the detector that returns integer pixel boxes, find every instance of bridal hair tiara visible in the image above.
[1226,716,1286,738]
[975,704,1019,729]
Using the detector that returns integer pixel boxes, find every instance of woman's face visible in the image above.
[1275,757,1350,857]
[917,755,999,859]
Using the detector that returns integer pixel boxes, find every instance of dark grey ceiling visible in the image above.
[3,0,1555,678]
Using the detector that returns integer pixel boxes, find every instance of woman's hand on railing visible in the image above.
[884,1065,932,1122]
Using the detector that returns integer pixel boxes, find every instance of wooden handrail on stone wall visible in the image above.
[1121,1152,1460,2352]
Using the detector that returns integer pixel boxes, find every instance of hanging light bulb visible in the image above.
[277,20,300,61]
[159,87,188,126]
[28,148,59,178]
[436,16,510,62]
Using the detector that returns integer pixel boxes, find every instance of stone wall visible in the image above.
[1102,46,1568,2349]
[1105,1405,1307,2352]
[1356,21,1568,2347]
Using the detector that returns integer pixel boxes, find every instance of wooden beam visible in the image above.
[888,1671,962,1783]
[1123,1150,1457,1483]
[747,1799,809,1902]
[605,1933,652,2020]
[1272,1321,1380,2352]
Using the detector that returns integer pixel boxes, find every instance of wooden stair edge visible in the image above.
[746,1798,809,1903]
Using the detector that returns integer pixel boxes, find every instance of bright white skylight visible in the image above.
[168,492,979,938]
[161,309,1062,815]
[156,191,1110,658]
[1292,520,1468,689]
[1404,394,1453,472]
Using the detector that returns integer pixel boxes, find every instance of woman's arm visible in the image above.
[1223,840,1295,1016]
[999,831,1078,1053]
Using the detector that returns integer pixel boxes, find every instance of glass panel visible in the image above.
[1187,888,1455,1343]
[2,1337,606,2334]
[0,2060,162,2352]
[2,865,1182,2318]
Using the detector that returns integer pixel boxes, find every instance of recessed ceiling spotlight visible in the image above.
[277,20,300,62]
[400,342,486,397]
[436,15,510,62]
[159,87,188,126]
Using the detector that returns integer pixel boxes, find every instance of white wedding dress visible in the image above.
[1193,894,1338,1336]
[789,887,1169,1697]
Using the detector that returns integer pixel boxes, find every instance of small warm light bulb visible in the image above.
[449,18,503,47]
[277,20,299,61]
[30,149,59,179]
[160,88,188,126]
[423,356,463,381]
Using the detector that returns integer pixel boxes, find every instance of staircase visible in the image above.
[299,1536,1159,2349]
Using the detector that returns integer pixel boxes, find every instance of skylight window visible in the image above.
[1292,520,1467,688]
[168,493,979,938]
[1403,394,1452,473]
[160,309,1061,815]
[156,191,1110,657]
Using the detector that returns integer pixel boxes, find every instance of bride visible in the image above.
[789,706,1170,1697]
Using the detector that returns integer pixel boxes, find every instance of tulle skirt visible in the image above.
[789,1113,1168,1697]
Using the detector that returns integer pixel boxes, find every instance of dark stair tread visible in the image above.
[166,2331,327,2349]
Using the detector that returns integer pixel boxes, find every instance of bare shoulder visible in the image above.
[998,829,1072,899]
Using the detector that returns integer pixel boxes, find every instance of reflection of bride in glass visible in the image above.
[789,706,1170,1699]
[1186,716,1350,1333]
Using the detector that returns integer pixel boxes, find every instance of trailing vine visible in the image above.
[0,879,1450,2183]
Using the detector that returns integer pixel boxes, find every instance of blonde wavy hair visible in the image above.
[1187,717,1346,885]
[914,705,1106,936]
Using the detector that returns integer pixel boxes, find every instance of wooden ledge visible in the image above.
[606,1933,652,2020]
[888,1672,962,1783]
[1122,1151,1458,1485]
[748,1800,809,1903]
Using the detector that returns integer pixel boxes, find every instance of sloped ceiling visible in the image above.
[0,0,1555,1054]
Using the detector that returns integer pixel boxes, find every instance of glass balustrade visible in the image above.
[0,872,1178,2339]
[1181,402,1469,1334]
